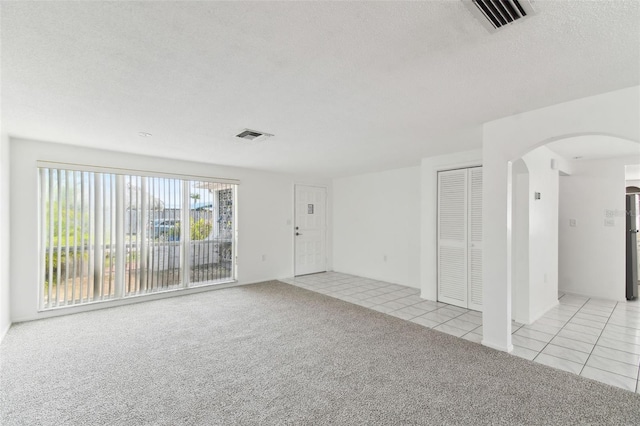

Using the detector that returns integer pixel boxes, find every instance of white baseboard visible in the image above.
[482,339,514,353]
[0,321,11,344]
[559,289,625,303]
[11,279,269,324]
[528,299,560,324]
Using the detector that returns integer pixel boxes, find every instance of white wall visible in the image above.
[483,85,640,352]
[626,164,640,181]
[10,138,331,322]
[511,159,529,324]
[627,179,640,189]
[420,150,482,300]
[0,132,10,341]
[559,156,639,300]
[333,166,420,288]
[521,146,561,321]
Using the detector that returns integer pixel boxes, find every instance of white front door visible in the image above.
[294,185,327,276]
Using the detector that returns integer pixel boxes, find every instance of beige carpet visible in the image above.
[1,281,639,425]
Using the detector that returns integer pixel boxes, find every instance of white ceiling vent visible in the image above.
[235,129,274,142]
[463,0,535,33]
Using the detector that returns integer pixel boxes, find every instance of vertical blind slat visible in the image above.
[140,177,148,292]
[72,171,79,302]
[150,178,156,291]
[127,176,132,295]
[64,171,71,304]
[115,175,124,298]
[88,177,94,302]
[40,169,47,309]
[80,173,86,304]
[56,170,62,306]
[94,174,103,300]
[47,169,54,307]
[110,176,115,295]
[135,176,140,293]
[161,179,166,289]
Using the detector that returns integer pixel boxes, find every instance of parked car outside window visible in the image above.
[149,219,180,241]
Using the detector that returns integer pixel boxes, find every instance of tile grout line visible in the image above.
[531,297,591,364]
[578,300,618,377]
[636,350,640,393]
[578,363,639,391]
[432,310,471,334]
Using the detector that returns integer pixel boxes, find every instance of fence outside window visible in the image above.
[39,166,237,310]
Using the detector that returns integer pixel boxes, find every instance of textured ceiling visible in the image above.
[547,135,640,162]
[1,1,639,178]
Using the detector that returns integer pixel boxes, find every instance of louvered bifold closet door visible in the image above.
[437,169,468,308]
[468,167,483,311]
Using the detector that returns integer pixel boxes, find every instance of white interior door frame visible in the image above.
[293,184,328,276]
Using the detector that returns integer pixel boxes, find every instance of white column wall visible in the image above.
[511,160,529,324]
[0,132,11,342]
[521,146,561,322]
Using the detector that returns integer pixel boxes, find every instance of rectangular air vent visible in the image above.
[235,129,274,141]
[463,0,535,32]
[236,130,263,140]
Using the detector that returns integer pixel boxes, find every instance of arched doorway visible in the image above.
[509,135,639,326]
[481,86,639,353]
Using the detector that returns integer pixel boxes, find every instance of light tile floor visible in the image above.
[281,272,640,393]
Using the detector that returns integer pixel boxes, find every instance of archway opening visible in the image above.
[508,134,640,325]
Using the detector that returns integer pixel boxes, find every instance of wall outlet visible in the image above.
[569,219,576,227]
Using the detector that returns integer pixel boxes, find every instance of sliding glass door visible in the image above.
[39,166,237,310]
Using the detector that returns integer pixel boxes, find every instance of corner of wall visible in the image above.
[528,298,559,325]
[0,132,11,343]
[0,321,10,344]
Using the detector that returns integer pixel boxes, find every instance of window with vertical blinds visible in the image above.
[39,166,237,310]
